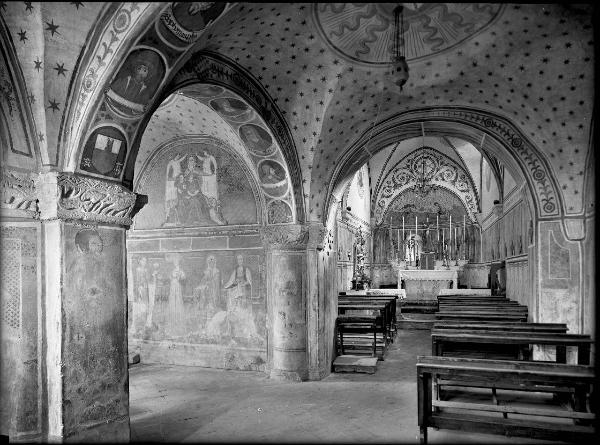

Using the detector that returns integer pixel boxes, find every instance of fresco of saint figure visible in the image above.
[131,257,149,335]
[164,153,227,227]
[172,2,227,32]
[194,255,223,321]
[258,160,287,197]
[167,255,185,336]
[209,97,252,121]
[239,124,275,156]
[204,254,262,342]
[108,49,164,112]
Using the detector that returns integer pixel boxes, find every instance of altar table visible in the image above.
[398,269,458,301]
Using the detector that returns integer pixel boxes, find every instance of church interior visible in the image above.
[1,2,597,443]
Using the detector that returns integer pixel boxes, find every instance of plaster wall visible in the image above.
[0,223,42,440]
[480,158,500,216]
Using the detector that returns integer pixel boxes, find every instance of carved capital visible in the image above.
[55,173,139,226]
[306,222,328,250]
[260,224,309,250]
[1,169,39,218]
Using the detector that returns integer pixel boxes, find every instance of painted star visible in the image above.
[34,58,42,72]
[0,2,7,12]
[24,2,33,12]
[47,98,60,112]
[45,19,60,37]
[18,29,28,42]
[53,62,67,76]
[27,93,35,104]
[38,132,44,142]
[71,1,84,8]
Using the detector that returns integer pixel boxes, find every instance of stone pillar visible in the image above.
[261,224,310,381]
[38,173,143,442]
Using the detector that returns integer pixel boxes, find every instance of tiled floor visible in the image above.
[129,329,569,443]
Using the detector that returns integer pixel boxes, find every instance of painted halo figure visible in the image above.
[167,255,186,336]
[194,255,223,321]
[110,50,162,107]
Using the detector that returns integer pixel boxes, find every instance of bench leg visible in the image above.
[419,426,428,445]
[373,330,377,357]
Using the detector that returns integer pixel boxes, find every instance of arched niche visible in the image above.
[133,136,266,230]
[324,108,561,225]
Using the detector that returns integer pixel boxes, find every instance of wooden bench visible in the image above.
[438,305,528,313]
[338,301,393,344]
[336,318,378,358]
[435,312,528,322]
[432,321,569,334]
[338,295,397,334]
[417,355,595,444]
[431,329,593,365]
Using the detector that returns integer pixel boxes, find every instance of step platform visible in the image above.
[333,355,378,374]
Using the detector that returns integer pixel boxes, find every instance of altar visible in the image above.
[398,269,458,301]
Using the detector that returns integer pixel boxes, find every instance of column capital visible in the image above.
[259,222,330,250]
[1,168,39,219]
[36,172,144,227]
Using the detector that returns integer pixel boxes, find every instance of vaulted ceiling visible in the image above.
[1,2,594,223]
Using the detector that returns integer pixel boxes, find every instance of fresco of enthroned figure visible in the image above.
[165,153,227,226]
[134,143,259,229]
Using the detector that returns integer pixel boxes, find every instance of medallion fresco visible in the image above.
[128,250,266,351]
[134,142,258,229]
[312,3,503,65]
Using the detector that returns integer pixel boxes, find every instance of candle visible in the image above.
[397,228,400,252]
[449,214,452,241]
[415,215,418,233]
[402,216,405,239]
[442,228,445,245]
[437,214,439,240]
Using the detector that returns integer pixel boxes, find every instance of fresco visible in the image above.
[106,49,165,116]
[210,97,253,122]
[258,160,288,197]
[172,2,227,31]
[128,250,266,352]
[239,124,275,157]
[63,225,127,435]
[135,143,258,229]
[79,126,128,178]
[267,200,293,224]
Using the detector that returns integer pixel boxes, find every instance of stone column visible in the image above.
[38,173,144,442]
[260,224,310,381]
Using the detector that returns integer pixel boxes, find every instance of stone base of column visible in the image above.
[63,416,129,443]
[269,369,303,382]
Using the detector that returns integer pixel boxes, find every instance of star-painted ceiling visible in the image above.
[1,2,594,222]
[1,1,105,165]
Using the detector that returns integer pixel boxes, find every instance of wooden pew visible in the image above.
[431,329,593,365]
[338,295,397,334]
[432,321,569,334]
[338,301,393,343]
[336,317,377,358]
[435,312,528,322]
[438,305,528,313]
[417,355,595,444]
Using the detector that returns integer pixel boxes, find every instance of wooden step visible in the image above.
[333,355,378,373]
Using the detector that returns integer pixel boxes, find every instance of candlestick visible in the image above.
[402,216,405,239]
[449,214,452,241]
[397,228,400,253]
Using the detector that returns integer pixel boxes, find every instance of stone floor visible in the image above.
[129,329,567,443]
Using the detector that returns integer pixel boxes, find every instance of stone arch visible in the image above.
[373,147,480,225]
[324,107,562,225]
[135,50,306,223]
